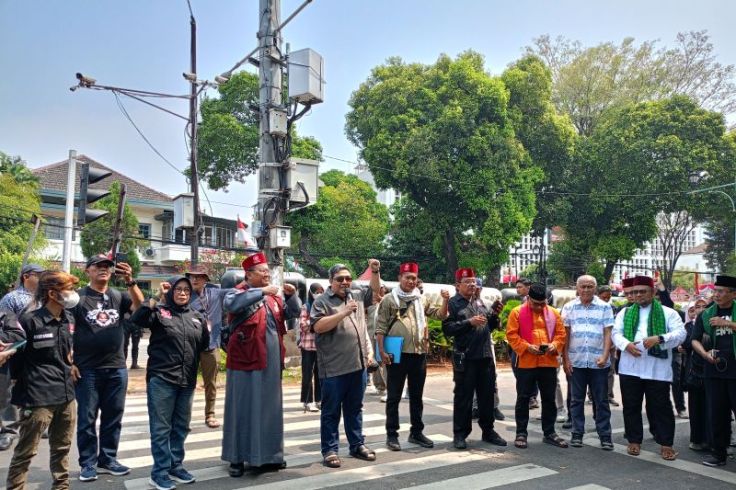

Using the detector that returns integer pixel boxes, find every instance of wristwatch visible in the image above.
[658,335,665,345]
[126,280,138,288]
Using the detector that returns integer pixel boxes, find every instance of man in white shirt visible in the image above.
[612,276,685,461]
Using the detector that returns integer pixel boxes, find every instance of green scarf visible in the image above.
[700,300,736,354]
[623,300,667,358]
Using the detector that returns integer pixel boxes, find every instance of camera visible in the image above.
[539,344,549,354]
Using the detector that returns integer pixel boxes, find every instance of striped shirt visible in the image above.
[561,296,614,369]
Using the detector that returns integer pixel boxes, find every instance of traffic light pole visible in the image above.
[62,150,77,272]
[256,0,285,285]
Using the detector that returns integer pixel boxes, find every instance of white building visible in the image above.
[355,163,399,209]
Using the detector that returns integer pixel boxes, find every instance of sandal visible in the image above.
[543,434,569,448]
[206,418,221,429]
[350,444,376,461]
[627,443,641,456]
[661,446,678,461]
[514,435,528,449]
[323,452,341,468]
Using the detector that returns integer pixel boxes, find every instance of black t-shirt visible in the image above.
[692,306,736,379]
[72,286,132,370]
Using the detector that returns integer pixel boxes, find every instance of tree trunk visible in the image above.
[443,229,458,281]
[487,264,501,288]
[603,260,616,283]
[298,239,329,277]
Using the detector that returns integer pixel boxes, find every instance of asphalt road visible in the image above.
[1,364,734,490]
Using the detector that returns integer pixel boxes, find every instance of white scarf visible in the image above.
[391,287,427,341]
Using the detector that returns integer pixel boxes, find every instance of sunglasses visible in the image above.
[333,276,352,283]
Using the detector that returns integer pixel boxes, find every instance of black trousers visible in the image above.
[123,331,140,365]
[453,357,495,439]
[300,349,321,404]
[687,384,708,445]
[671,352,686,412]
[620,374,675,446]
[704,377,736,460]
[385,353,427,438]
[515,367,557,437]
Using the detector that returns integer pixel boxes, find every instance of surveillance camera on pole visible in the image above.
[76,72,97,88]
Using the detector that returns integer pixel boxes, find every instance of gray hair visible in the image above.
[576,275,597,287]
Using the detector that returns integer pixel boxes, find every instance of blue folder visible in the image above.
[375,336,404,364]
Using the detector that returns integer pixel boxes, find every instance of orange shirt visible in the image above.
[506,305,566,369]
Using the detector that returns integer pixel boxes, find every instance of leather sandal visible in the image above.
[323,452,341,468]
[350,444,376,461]
[543,434,569,448]
[514,435,528,449]
[627,443,641,456]
[205,418,221,429]
[661,446,678,461]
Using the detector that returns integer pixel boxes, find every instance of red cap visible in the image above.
[632,276,654,288]
[455,268,476,282]
[242,252,267,271]
[621,277,635,289]
[399,262,419,275]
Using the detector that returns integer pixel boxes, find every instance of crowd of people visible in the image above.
[0,252,735,489]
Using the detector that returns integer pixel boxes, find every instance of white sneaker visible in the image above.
[365,385,379,395]
[307,402,320,412]
[380,395,387,403]
[556,413,567,423]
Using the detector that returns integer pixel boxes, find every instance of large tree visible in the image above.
[346,51,541,279]
[285,170,389,277]
[0,152,43,291]
[197,71,322,191]
[79,181,142,276]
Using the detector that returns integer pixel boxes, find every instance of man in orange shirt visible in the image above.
[507,282,567,449]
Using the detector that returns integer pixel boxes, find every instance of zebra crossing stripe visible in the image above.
[234,451,497,490]
[123,434,453,490]
[565,485,612,490]
[401,463,557,489]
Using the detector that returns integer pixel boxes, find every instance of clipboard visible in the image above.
[376,336,404,364]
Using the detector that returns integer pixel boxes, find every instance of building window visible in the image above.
[216,226,234,248]
[138,223,151,239]
[43,216,65,240]
[162,220,173,243]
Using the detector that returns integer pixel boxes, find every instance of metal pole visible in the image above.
[62,150,76,272]
[17,215,41,288]
[256,0,284,286]
[189,13,201,267]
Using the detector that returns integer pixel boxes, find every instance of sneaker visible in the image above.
[608,398,620,407]
[97,461,131,476]
[600,438,614,451]
[365,385,379,395]
[677,410,689,419]
[379,395,387,403]
[79,466,98,482]
[556,413,568,423]
[493,408,506,421]
[149,475,177,490]
[570,434,584,448]
[702,455,726,467]
[453,437,467,450]
[386,436,401,451]
[482,430,508,447]
[0,432,14,451]
[169,467,196,484]
[408,432,434,448]
[307,402,320,412]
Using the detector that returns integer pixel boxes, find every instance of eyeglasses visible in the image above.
[460,280,476,286]
[333,276,352,283]
[630,289,650,296]
[248,268,270,275]
[174,287,192,294]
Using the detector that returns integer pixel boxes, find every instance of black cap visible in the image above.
[86,254,114,268]
[528,282,547,301]
[20,263,44,275]
[715,275,736,289]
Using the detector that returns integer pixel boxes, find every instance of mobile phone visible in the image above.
[115,252,128,265]
[5,340,26,352]
[539,344,549,354]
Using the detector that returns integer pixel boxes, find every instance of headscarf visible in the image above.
[165,275,193,313]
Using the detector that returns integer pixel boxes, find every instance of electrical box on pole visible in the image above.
[77,163,112,227]
[269,109,288,136]
[173,193,195,229]
[268,225,291,248]
[288,48,324,104]
[286,157,320,209]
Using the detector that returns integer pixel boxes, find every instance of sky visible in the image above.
[2,0,735,223]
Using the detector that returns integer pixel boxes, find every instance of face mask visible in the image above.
[58,290,80,309]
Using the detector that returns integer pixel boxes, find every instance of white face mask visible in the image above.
[58,290,80,309]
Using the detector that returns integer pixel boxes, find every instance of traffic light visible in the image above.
[77,163,112,226]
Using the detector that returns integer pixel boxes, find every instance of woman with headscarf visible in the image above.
[300,282,324,412]
[6,271,78,490]
[682,297,708,452]
[131,276,210,490]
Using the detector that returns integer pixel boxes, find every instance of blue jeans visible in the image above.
[76,367,128,467]
[147,376,194,480]
[319,369,366,456]
[570,367,611,438]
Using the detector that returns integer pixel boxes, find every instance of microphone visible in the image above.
[344,288,353,302]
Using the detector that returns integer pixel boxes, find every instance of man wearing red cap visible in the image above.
[375,262,449,451]
[612,275,685,461]
[221,252,301,477]
[443,268,506,449]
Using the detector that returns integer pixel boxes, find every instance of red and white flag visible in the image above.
[236,215,255,247]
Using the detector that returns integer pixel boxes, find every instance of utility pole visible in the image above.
[61,150,77,272]
[256,0,285,285]
[188,12,201,267]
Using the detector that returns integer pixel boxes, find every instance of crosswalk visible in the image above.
[112,385,736,490]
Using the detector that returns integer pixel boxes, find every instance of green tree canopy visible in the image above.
[285,170,389,277]
[79,181,142,276]
[346,51,542,279]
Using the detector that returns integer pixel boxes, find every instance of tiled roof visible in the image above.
[32,154,173,204]
[683,243,708,254]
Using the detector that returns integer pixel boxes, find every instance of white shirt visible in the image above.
[612,303,686,382]
[561,297,614,369]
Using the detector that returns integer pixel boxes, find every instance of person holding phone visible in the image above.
[6,271,78,490]
[506,282,567,449]
[442,268,506,450]
[612,276,685,461]
[72,254,143,482]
